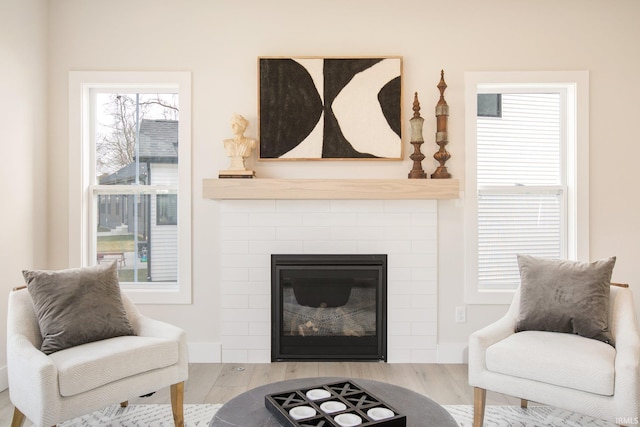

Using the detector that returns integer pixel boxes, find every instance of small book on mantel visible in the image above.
[218,170,256,179]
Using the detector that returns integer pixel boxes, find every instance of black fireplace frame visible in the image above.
[271,254,387,362]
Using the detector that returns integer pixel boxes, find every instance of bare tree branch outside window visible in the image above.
[96,93,179,176]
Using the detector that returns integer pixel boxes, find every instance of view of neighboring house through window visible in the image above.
[69,71,192,304]
[95,93,179,284]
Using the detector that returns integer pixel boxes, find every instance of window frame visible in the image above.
[464,71,589,304]
[69,71,192,304]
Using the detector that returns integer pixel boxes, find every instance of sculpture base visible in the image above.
[219,170,255,179]
[431,167,451,179]
[408,170,427,179]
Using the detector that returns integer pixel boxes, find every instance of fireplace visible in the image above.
[271,254,387,361]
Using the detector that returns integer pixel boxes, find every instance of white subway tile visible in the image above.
[304,213,357,227]
[411,239,438,254]
[220,212,249,227]
[387,349,411,363]
[220,268,249,282]
[410,294,438,309]
[410,349,437,363]
[277,200,331,212]
[249,321,271,336]
[221,253,268,268]
[303,240,358,253]
[250,240,304,254]
[411,267,437,281]
[330,200,384,212]
[221,281,267,295]
[221,240,249,254]
[276,227,330,241]
[387,267,411,281]
[387,321,412,336]
[249,294,270,309]
[222,322,249,336]
[355,213,411,227]
[221,349,248,363]
[357,241,409,254]
[224,335,270,350]
[221,294,249,309]
[221,226,276,241]
[411,322,437,336]
[383,200,436,213]
[411,212,437,225]
[249,267,270,282]
[250,212,304,227]
[221,200,276,212]
[247,349,271,363]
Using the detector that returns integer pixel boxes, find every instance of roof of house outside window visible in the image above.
[99,119,177,185]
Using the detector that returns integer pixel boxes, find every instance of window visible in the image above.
[464,71,589,304]
[69,71,192,304]
[157,194,178,226]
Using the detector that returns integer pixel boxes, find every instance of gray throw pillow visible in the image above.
[515,254,616,346]
[23,262,135,355]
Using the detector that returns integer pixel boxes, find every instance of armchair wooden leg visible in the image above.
[171,381,185,427]
[10,407,25,427]
[473,387,486,427]
[520,399,528,409]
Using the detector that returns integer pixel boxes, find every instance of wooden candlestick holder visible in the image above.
[432,70,451,179]
[408,92,427,179]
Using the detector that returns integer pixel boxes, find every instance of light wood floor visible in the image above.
[0,362,519,425]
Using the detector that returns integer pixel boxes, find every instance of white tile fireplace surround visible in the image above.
[219,199,438,363]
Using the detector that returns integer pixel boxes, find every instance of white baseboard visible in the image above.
[436,342,468,363]
[0,365,8,392]
[187,342,221,363]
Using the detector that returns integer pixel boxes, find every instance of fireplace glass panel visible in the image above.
[282,268,378,338]
[272,254,387,361]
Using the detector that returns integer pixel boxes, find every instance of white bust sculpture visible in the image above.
[223,113,256,172]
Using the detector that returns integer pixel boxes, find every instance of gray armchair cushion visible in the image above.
[515,254,616,346]
[23,262,135,355]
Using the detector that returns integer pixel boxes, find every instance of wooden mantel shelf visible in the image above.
[203,178,460,200]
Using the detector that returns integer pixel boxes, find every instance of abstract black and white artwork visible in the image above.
[259,57,403,160]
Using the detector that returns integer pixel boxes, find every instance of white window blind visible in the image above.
[477,93,566,291]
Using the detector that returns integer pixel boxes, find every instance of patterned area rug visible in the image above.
[27,403,617,426]
[34,404,221,427]
[444,405,617,426]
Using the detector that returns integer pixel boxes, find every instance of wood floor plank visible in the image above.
[247,362,288,389]
[284,361,319,379]
[204,386,246,404]
[213,363,256,387]
[348,362,388,382]
[317,361,351,378]
[183,363,224,403]
[383,364,429,395]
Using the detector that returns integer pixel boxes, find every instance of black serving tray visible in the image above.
[265,380,407,427]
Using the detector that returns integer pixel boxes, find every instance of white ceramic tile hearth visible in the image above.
[219,199,438,363]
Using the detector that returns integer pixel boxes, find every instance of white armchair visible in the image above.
[469,283,640,426]
[7,286,189,427]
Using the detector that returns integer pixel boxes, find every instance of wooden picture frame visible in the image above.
[258,56,403,160]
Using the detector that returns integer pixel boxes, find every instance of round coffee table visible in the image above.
[209,377,457,426]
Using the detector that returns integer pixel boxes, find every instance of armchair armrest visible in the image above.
[468,296,519,386]
[610,287,640,417]
[133,314,186,342]
[7,333,60,418]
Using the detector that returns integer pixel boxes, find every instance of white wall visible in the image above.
[0,0,49,388]
[40,0,640,361]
